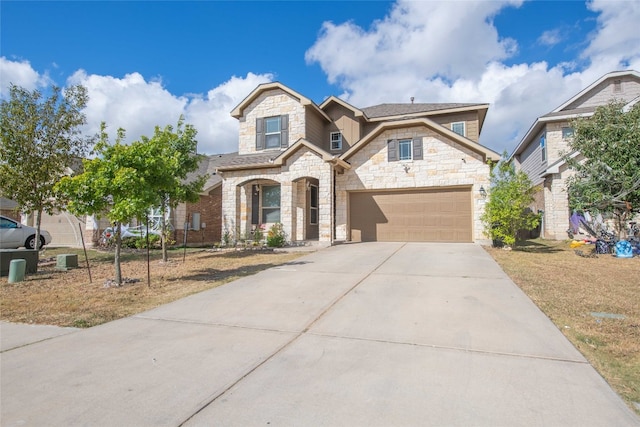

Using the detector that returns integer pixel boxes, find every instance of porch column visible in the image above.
[280,181,293,242]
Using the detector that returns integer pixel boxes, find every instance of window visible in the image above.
[387,138,423,162]
[562,127,574,139]
[265,116,282,149]
[398,139,413,160]
[451,122,465,136]
[540,133,547,162]
[330,132,342,151]
[261,185,281,223]
[613,79,622,93]
[310,184,318,225]
[256,115,288,150]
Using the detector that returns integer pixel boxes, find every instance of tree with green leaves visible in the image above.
[141,117,207,262]
[565,102,640,237]
[481,153,540,248]
[56,124,161,284]
[0,83,92,251]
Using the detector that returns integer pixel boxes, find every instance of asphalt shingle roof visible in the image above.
[361,103,483,118]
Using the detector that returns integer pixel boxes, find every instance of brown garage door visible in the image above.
[349,187,472,242]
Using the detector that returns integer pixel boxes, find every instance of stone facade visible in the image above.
[238,89,307,155]
[223,82,497,245]
[336,126,490,241]
[220,147,333,243]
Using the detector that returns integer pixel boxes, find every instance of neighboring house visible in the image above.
[510,70,640,240]
[0,197,20,221]
[78,154,226,248]
[216,82,499,244]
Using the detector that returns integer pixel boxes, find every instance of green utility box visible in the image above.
[56,254,79,270]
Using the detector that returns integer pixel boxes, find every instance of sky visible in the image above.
[1,0,640,156]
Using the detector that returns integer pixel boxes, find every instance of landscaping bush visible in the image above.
[266,223,286,247]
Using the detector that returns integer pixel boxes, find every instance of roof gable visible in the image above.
[554,70,640,112]
[341,118,499,163]
[319,96,364,117]
[231,82,330,121]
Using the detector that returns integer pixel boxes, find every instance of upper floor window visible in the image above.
[540,133,547,162]
[330,132,342,151]
[398,139,413,160]
[387,138,423,162]
[562,127,574,140]
[265,117,282,149]
[451,122,466,137]
[256,115,289,150]
[613,79,622,93]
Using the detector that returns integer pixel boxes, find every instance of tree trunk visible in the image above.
[114,222,122,285]
[35,209,42,259]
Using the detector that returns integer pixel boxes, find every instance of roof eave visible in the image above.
[365,104,490,123]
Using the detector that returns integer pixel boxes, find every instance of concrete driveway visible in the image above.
[1,242,638,426]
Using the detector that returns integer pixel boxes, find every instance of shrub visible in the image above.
[266,223,286,247]
[122,234,161,249]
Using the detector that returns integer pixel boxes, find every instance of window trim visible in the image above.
[388,137,423,162]
[260,184,281,224]
[309,184,319,225]
[330,132,342,151]
[398,139,413,161]
[264,116,282,149]
[451,121,466,137]
[561,127,574,140]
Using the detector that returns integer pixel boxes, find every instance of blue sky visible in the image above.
[2,1,639,155]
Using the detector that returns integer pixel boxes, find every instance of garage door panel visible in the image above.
[350,188,472,243]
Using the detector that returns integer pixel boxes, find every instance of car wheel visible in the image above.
[25,235,45,250]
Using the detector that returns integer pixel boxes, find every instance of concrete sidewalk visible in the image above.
[1,243,638,426]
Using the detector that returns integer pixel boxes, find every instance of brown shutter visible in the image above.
[387,139,398,162]
[280,114,289,148]
[256,117,264,150]
[412,137,423,160]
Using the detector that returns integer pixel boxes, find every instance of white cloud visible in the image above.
[305,0,640,155]
[184,73,273,154]
[306,0,522,87]
[0,57,52,97]
[1,60,273,155]
[537,29,563,47]
[66,70,273,154]
[582,0,640,75]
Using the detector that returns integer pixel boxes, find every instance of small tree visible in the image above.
[0,83,92,252]
[56,124,159,284]
[565,102,640,237]
[142,117,207,262]
[481,153,540,248]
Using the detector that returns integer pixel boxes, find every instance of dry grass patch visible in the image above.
[1,247,306,328]
[485,239,640,415]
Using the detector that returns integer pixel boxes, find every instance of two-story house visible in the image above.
[510,70,640,240]
[215,82,499,245]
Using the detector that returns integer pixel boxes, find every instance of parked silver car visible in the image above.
[0,215,52,249]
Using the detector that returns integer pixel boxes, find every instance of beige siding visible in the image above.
[431,111,480,142]
[565,76,640,110]
[323,104,361,153]
[304,107,325,147]
[518,128,547,186]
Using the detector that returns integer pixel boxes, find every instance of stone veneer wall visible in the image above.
[237,89,307,155]
[220,148,333,243]
[335,125,491,242]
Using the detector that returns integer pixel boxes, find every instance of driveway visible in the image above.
[1,243,638,426]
